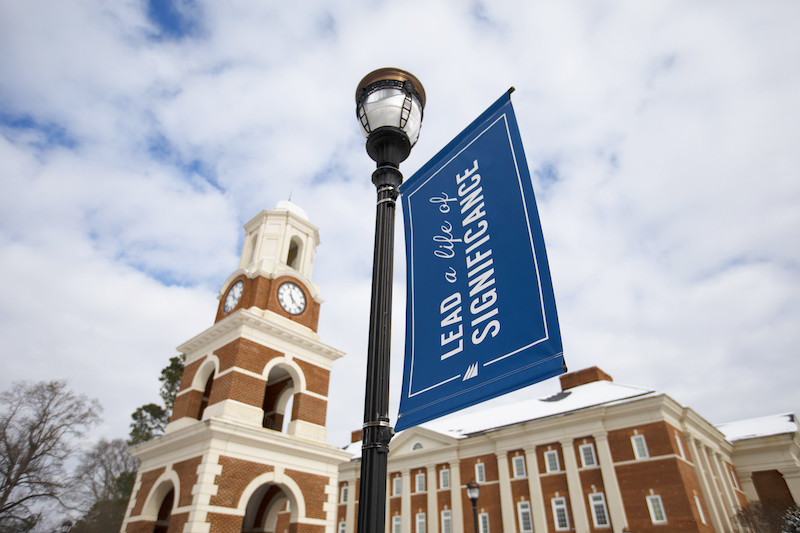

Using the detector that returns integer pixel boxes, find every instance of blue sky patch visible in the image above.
[146,0,202,41]
[0,113,78,150]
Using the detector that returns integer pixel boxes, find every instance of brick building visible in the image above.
[337,367,800,533]
[121,202,350,533]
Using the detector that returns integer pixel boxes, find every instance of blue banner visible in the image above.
[395,92,565,431]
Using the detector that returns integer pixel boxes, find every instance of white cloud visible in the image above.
[0,0,798,449]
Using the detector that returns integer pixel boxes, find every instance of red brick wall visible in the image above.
[173,456,202,507]
[130,467,166,516]
[207,512,245,533]
[215,337,283,374]
[753,470,795,507]
[460,454,499,483]
[289,524,326,533]
[125,520,155,533]
[617,457,703,533]
[295,359,330,396]
[608,422,674,462]
[179,357,205,392]
[167,512,189,533]
[291,393,327,426]
[285,468,330,520]
[209,371,266,408]
[170,389,203,422]
[211,457,274,508]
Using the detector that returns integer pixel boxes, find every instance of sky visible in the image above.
[1,0,799,450]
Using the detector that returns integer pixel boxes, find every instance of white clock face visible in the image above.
[224,280,244,313]
[277,282,306,315]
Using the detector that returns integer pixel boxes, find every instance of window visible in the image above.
[579,443,597,467]
[340,485,348,503]
[416,472,426,492]
[631,434,649,459]
[729,468,740,490]
[338,521,346,533]
[393,477,402,496]
[416,512,426,533]
[545,450,560,473]
[512,456,527,478]
[412,442,424,451]
[694,495,706,524]
[479,512,490,533]
[440,468,450,489]
[475,462,486,483]
[589,493,610,527]
[646,495,667,524]
[551,497,570,531]
[392,515,402,533]
[441,510,452,533]
[517,501,533,533]
[675,432,686,460]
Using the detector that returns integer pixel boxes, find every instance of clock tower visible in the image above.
[121,201,350,533]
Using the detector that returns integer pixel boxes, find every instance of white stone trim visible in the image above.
[237,468,307,522]
[140,468,181,521]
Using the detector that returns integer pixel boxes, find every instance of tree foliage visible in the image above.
[736,502,800,533]
[128,354,184,445]
[68,438,139,533]
[0,381,102,532]
[783,507,800,533]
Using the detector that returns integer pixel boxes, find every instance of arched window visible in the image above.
[198,373,214,420]
[153,487,174,533]
[287,238,302,269]
[262,366,295,432]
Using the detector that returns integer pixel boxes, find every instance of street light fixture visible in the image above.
[467,479,480,533]
[354,68,425,533]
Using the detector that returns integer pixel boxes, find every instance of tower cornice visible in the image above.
[178,307,345,364]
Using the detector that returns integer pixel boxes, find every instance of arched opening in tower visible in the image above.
[287,237,302,270]
[153,487,174,533]
[198,372,215,420]
[262,366,295,432]
[241,484,293,533]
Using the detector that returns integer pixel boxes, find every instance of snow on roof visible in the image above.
[420,380,658,438]
[716,413,798,441]
[340,380,657,457]
[273,200,309,220]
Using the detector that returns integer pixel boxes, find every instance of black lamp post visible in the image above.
[354,68,425,533]
[467,479,480,533]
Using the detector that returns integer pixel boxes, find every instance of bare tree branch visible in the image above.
[0,381,101,531]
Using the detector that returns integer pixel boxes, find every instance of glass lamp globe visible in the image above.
[356,68,426,164]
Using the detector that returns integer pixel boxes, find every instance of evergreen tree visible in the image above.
[128,355,185,445]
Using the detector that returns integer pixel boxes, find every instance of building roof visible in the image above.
[341,378,659,457]
[420,379,658,438]
[273,200,309,220]
[716,413,798,441]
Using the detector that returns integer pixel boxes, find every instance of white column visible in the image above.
[561,439,590,533]
[496,451,516,533]
[449,461,464,533]
[427,465,439,533]
[688,438,724,533]
[402,469,412,533]
[524,446,547,533]
[782,470,800,506]
[740,474,758,502]
[594,433,627,532]
[700,446,733,532]
[345,479,356,533]
[386,475,392,533]
[711,452,739,515]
